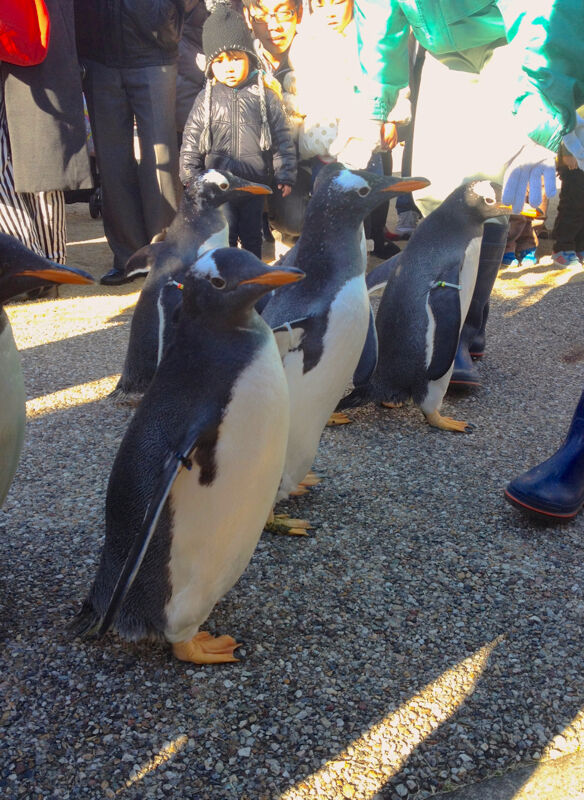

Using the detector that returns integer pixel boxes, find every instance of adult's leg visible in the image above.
[129,64,181,241]
[83,59,147,274]
[553,166,584,252]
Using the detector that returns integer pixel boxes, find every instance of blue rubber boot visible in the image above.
[505,390,584,520]
[450,220,509,386]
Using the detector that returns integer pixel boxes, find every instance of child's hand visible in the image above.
[278,183,292,197]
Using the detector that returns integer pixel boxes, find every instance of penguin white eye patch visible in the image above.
[473,180,497,204]
[202,169,230,191]
[332,171,371,194]
[190,249,221,279]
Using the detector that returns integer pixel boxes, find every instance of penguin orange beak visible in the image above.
[233,185,273,195]
[497,204,546,219]
[17,267,94,285]
[384,177,431,193]
[241,268,305,287]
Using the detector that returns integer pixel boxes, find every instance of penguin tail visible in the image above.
[336,385,371,411]
[68,600,102,639]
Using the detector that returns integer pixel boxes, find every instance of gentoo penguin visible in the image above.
[338,181,509,431]
[113,170,272,402]
[0,234,94,505]
[71,248,304,664]
[261,162,429,501]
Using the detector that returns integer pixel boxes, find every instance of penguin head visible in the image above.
[460,181,509,220]
[178,247,304,318]
[184,169,273,209]
[0,233,94,305]
[311,162,430,221]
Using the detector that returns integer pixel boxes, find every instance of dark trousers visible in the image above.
[553,166,584,252]
[506,215,537,253]
[224,194,265,259]
[83,60,181,271]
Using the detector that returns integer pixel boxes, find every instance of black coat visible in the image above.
[2,0,92,193]
[176,1,208,133]
[75,0,196,68]
[180,74,297,188]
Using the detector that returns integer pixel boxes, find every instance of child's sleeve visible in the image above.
[266,91,298,187]
[179,92,207,185]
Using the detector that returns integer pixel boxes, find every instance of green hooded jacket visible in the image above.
[354,0,584,151]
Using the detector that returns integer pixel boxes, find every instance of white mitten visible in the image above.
[502,141,557,213]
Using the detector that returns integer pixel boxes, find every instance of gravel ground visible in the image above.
[1,204,584,799]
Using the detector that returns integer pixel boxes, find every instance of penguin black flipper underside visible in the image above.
[426,272,462,381]
[96,413,221,638]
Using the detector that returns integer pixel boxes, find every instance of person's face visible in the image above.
[244,1,300,57]
[311,0,353,33]
[211,51,250,87]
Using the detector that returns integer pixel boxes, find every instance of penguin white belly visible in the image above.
[0,322,26,505]
[278,275,369,499]
[458,235,482,326]
[163,337,289,643]
[421,235,482,414]
[196,221,229,257]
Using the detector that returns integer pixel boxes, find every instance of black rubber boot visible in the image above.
[505,390,584,519]
[450,220,509,387]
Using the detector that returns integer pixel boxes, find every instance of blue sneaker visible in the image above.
[501,251,519,267]
[552,250,581,268]
[518,247,537,266]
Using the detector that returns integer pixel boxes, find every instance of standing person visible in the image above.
[0,0,92,268]
[291,0,400,258]
[346,1,584,386]
[180,1,296,258]
[75,0,195,286]
[242,0,308,238]
[550,118,584,268]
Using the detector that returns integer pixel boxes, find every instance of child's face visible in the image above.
[311,0,353,33]
[245,1,300,57]
[211,51,250,87]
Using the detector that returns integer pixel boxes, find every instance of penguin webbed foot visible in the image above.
[108,386,144,408]
[288,471,322,496]
[173,631,241,664]
[264,513,312,536]
[424,409,475,433]
[326,411,353,426]
[380,400,404,409]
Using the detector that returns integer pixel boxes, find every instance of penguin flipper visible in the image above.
[365,253,400,295]
[124,242,164,279]
[95,417,220,638]
[426,276,462,381]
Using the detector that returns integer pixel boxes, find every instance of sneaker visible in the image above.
[501,251,519,267]
[518,247,537,266]
[395,210,421,237]
[383,227,401,241]
[552,250,581,268]
[577,251,584,263]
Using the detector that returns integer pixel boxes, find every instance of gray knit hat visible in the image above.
[202,1,258,76]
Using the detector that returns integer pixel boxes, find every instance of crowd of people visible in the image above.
[1,0,584,520]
